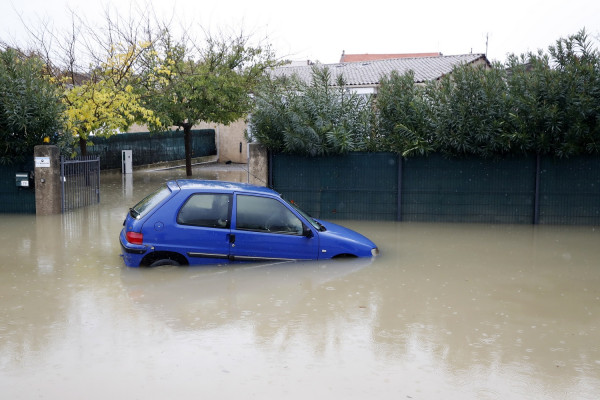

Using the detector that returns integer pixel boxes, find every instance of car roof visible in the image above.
[173,179,280,196]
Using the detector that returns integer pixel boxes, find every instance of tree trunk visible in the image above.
[183,123,193,176]
[79,136,87,156]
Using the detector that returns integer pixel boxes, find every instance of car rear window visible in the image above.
[130,185,172,219]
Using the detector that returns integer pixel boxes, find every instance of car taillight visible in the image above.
[126,231,143,245]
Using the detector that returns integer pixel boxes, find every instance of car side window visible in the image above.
[236,195,303,235]
[177,193,231,229]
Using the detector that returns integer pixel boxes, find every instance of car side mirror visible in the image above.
[303,225,314,238]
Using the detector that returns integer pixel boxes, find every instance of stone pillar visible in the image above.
[34,145,62,215]
[248,143,268,187]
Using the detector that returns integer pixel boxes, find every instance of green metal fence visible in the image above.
[401,154,537,223]
[0,163,36,213]
[84,129,216,170]
[272,153,399,220]
[271,152,600,225]
[539,156,600,225]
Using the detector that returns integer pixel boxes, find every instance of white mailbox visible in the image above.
[122,150,132,174]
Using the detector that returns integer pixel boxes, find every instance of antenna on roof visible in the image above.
[485,33,489,57]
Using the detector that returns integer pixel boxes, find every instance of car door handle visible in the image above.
[228,234,236,244]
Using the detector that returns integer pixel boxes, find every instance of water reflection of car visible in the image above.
[119,180,379,267]
[120,258,373,333]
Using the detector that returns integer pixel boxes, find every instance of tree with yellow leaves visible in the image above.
[14,6,165,156]
[61,42,159,156]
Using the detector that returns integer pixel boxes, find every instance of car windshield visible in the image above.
[130,185,172,219]
[284,198,326,231]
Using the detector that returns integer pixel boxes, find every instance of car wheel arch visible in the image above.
[331,253,358,259]
[141,251,189,267]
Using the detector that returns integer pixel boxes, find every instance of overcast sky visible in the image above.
[2,0,599,64]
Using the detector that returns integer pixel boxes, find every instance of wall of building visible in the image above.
[194,120,248,164]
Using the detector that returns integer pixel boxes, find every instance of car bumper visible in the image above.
[119,230,148,267]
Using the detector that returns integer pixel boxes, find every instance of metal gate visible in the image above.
[61,156,100,212]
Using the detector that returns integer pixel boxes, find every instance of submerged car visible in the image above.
[119,180,379,267]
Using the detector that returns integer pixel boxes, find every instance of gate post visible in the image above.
[34,145,61,215]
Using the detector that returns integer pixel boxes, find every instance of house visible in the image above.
[232,53,491,163]
[271,53,491,95]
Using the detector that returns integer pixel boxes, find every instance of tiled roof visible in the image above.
[272,54,489,87]
[340,52,442,62]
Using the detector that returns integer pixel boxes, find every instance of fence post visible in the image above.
[34,145,62,215]
[397,154,403,221]
[533,153,541,224]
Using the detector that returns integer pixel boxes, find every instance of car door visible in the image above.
[166,192,233,264]
[230,193,319,261]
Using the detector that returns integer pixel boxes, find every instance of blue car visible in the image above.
[119,180,379,267]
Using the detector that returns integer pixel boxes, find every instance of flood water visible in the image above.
[1,163,599,399]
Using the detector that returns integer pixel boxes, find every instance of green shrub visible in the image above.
[0,49,64,164]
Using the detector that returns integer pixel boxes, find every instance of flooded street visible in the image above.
[1,164,599,399]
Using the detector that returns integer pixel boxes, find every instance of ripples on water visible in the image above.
[0,165,599,399]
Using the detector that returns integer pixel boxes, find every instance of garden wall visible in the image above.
[84,129,216,170]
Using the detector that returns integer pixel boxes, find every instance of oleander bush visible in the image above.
[252,30,600,159]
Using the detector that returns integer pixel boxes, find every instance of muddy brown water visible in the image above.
[1,164,599,399]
